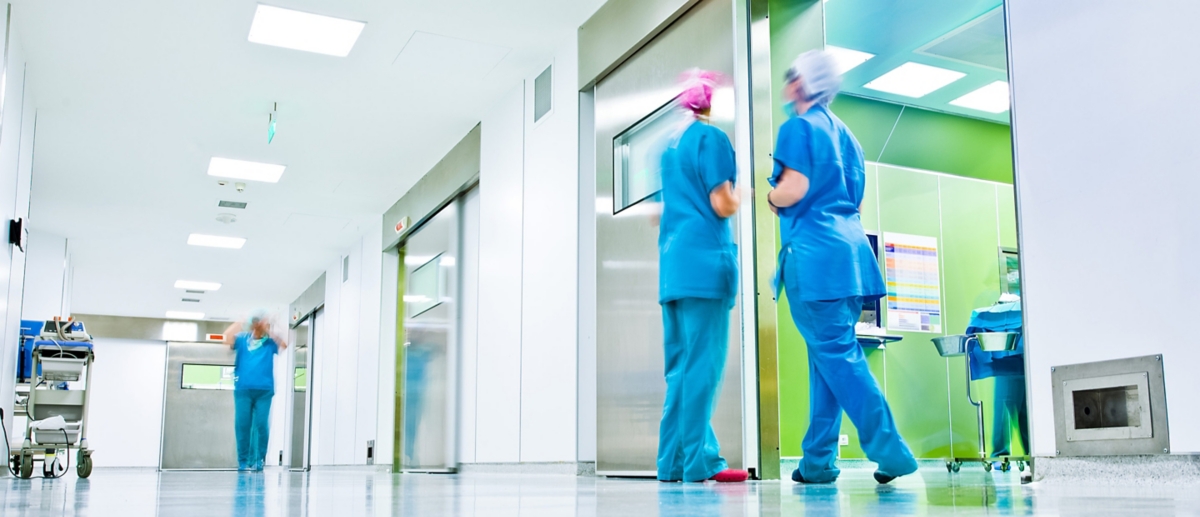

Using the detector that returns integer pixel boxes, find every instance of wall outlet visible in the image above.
[839,434,850,446]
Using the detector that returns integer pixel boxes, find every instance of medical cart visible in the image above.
[932,332,1029,474]
[7,319,95,479]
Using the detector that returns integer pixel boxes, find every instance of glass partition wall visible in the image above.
[765,0,1026,471]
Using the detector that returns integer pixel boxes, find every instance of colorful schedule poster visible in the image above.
[884,233,942,333]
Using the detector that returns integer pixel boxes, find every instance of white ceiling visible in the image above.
[15,0,603,321]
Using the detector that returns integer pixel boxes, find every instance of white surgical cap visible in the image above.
[786,50,842,106]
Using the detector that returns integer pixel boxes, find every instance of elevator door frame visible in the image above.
[288,311,318,471]
[395,196,464,473]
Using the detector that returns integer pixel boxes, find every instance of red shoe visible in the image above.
[710,469,749,483]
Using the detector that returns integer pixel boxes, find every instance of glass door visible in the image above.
[398,201,460,472]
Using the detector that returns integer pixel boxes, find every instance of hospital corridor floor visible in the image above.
[2,465,1198,516]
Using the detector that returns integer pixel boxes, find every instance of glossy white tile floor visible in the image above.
[1,466,1198,516]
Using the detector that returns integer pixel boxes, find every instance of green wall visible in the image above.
[768,0,1024,461]
[776,166,1023,460]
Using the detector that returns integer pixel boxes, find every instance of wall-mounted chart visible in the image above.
[884,232,942,333]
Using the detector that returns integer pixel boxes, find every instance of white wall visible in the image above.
[1008,0,1200,455]
[86,338,166,467]
[471,37,581,464]
[0,21,37,438]
[21,229,70,321]
[519,39,580,462]
[309,217,384,466]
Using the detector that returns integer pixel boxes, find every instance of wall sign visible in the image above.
[394,216,411,234]
[883,232,942,333]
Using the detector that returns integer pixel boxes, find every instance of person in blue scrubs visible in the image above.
[656,70,747,483]
[224,311,288,472]
[767,51,918,485]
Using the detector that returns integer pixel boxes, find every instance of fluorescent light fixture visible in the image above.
[825,46,874,75]
[949,80,1010,113]
[864,62,966,98]
[188,234,246,249]
[248,5,366,57]
[166,311,205,320]
[175,280,222,291]
[207,157,286,183]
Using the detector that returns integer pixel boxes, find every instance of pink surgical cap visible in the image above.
[678,69,724,114]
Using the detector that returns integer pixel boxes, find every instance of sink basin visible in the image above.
[976,332,1019,352]
[932,335,971,357]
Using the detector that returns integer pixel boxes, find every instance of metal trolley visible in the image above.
[932,333,1028,474]
[8,320,95,479]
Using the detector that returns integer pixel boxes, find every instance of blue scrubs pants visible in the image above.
[991,375,1029,457]
[234,389,273,470]
[658,297,732,482]
[787,295,917,482]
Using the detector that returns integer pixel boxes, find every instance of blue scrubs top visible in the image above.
[771,104,885,302]
[233,332,278,392]
[658,120,738,304]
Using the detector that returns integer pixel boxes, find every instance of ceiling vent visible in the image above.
[219,200,248,209]
[185,290,205,294]
[916,7,1007,72]
[534,64,553,123]
[182,298,201,303]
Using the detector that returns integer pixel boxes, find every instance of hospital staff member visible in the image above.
[655,70,748,484]
[223,311,287,472]
[767,51,918,485]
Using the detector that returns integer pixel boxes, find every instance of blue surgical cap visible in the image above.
[786,50,842,106]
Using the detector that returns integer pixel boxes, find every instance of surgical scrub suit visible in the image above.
[233,332,278,470]
[772,104,917,482]
[657,119,738,482]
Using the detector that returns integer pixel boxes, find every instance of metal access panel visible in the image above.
[1052,354,1169,456]
[160,341,239,469]
[593,0,742,475]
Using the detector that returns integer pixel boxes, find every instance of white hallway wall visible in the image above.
[21,229,70,321]
[318,37,581,467]
[1009,0,1200,455]
[309,217,384,466]
[0,19,37,436]
[470,36,580,464]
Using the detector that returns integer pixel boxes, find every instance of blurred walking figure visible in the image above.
[767,50,917,485]
[655,69,747,483]
[223,311,287,472]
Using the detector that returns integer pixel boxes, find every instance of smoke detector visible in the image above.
[216,213,237,224]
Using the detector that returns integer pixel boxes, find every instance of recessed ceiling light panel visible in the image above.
[188,234,246,249]
[949,80,1010,113]
[166,311,205,320]
[864,62,966,98]
[825,46,874,75]
[175,280,222,291]
[207,157,286,183]
[248,5,365,57]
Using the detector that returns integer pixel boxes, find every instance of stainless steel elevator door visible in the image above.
[593,0,742,475]
[161,341,238,469]
[289,317,312,469]
[400,200,460,472]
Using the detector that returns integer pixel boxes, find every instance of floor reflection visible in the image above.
[0,466,1196,516]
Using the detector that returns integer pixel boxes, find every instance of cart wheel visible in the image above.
[1000,461,1011,473]
[1018,461,1026,472]
[77,454,93,479]
[984,461,993,472]
[18,454,33,479]
[951,462,962,473]
[945,461,954,472]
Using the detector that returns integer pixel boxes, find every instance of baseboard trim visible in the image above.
[457,462,589,476]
